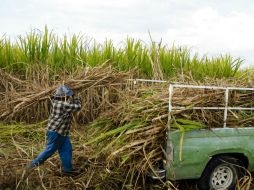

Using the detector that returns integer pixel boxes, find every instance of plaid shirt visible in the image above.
[47,97,81,136]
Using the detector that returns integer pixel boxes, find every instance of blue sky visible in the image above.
[1,0,254,67]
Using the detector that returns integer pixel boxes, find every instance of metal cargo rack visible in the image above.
[128,79,254,128]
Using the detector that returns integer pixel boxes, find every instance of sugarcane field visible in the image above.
[1,27,254,190]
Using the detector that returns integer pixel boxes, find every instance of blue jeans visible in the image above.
[31,130,72,172]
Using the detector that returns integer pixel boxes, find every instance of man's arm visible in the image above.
[64,97,81,112]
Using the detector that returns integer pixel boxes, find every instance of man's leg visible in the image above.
[30,131,64,167]
[58,136,73,172]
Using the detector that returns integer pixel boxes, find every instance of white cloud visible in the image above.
[160,7,254,66]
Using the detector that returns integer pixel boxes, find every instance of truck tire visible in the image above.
[197,156,242,190]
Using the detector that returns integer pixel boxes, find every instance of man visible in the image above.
[27,85,81,176]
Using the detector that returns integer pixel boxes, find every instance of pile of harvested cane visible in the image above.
[81,80,254,189]
[1,66,254,189]
[0,65,132,123]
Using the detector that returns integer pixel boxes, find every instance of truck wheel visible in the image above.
[197,156,242,190]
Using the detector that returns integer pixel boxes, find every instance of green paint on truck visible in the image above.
[166,127,254,180]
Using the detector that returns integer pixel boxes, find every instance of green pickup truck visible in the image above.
[164,128,253,190]
[147,83,254,190]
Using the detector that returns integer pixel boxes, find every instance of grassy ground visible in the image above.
[0,123,198,190]
[1,119,253,190]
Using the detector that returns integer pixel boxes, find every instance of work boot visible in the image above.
[62,168,81,177]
